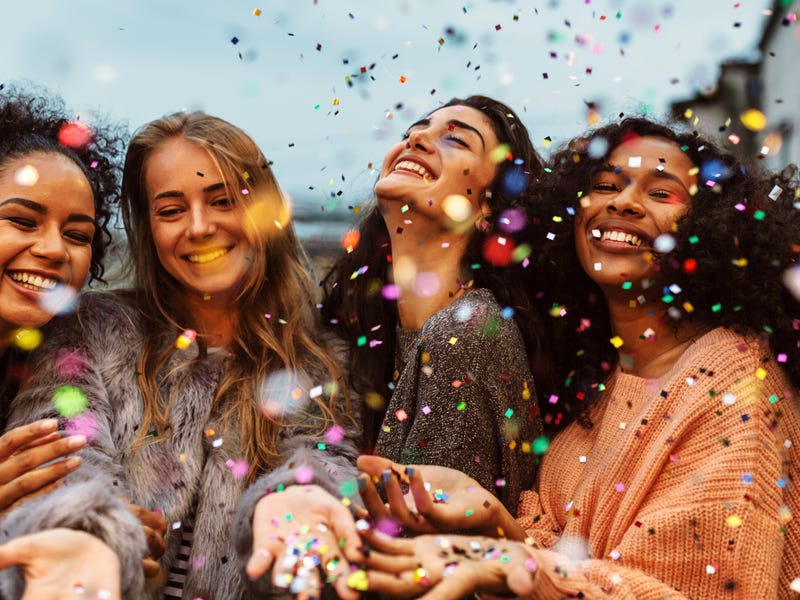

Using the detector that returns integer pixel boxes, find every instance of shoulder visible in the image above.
[36,290,142,357]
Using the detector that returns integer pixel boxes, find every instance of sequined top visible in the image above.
[374,287,541,513]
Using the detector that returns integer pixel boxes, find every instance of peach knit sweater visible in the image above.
[517,327,799,598]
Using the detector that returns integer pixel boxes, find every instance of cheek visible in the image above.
[71,248,94,288]
[380,143,405,176]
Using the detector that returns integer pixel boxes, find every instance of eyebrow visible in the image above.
[152,182,226,201]
[0,197,95,223]
[406,118,487,148]
[596,164,691,194]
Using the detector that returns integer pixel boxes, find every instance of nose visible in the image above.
[406,128,433,153]
[186,204,217,239]
[31,225,69,262]
[605,186,644,217]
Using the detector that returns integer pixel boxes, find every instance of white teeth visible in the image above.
[186,248,229,264]
[394,160,433,180]
[9,271,59,290]
[600,230,645,248]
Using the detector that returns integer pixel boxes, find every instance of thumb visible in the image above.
[329,503,363,562]
[0,536,35,570]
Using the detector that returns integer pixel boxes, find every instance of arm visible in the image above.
[4,295,148,597]
[232,356,364,599]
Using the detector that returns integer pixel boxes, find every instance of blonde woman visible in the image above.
[9,112,361,599]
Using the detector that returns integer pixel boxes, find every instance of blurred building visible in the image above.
[671,0,799,171]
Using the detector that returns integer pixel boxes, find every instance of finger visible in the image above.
[359,569,427,598]
[0,435,86,483]
[360,549,418,573]
[418,570,477,600]
[356,454,396,476]
[14,431,61,453]
[359,528,415,555]
[327,499,364,563]
[382,468,427,531]
[141,525,167,560]
[0,534,39,569]
[245,547,274,580]
[1,477,66,516]
[142,557,161,579]
[0,456,81,511]
[506,560,537,596]
[357,474,390,521]
[128,503,167,534]
[0,420,59,461]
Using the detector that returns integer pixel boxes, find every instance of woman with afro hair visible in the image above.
[353,117,800,599]
[0,84,135,598]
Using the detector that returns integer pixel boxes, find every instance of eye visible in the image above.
[7,216,37,229]
[212,197,234,208]
[445,135,469,148]
[155,207,184,218]
[65,231,93,245]
[592,181,619,193]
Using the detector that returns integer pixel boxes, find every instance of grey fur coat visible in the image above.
[3,291,360,600]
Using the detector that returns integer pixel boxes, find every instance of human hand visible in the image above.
[246,484,363,600]
[351,529,538,599]
[0,419,86,514]
[0,528,121,599]
[357,455,524,539]
[124,500,167,586]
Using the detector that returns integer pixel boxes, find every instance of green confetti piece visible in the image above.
[52,385,88,417]
[532,436,550,455]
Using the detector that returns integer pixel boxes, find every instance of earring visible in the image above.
[475,215,491,233]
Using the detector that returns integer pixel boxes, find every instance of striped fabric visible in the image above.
[163,515,194,599]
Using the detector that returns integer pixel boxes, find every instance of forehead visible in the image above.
[607,135,694,170]
[428,105,497,134]
[144,137,221,189]
[0,151,87,184]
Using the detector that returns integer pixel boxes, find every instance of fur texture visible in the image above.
[6,291,360,599]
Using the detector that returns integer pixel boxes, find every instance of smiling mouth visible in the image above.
[394,160,435,180]
[592,229,649,248]
[8,271,60,291]
[185,248,230,264]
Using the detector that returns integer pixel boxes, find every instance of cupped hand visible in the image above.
[246,484,364,600]
[124,500,167,586]
[353,529,538,599]
[0,528,121,600]
[357,455,524,539]
[0,419,86,514]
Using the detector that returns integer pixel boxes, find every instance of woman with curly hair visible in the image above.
[8,111,363,599]
[354,117,800,598]
[0,85,133,598]
[321,95,546,514]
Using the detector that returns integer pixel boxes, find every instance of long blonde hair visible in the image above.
[120,112,349,480]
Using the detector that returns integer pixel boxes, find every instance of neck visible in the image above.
[607,296,705,378]
[184,294,239,349]
[386,217,472,331]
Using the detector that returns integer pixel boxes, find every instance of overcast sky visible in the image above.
[2,0,773,216]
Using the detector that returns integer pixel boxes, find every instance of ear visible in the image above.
[474,190,492,232]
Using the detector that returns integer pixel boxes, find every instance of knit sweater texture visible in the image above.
[516,327,800,598]
[375,287,541,514]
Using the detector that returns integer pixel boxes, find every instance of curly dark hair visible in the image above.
[320,95,549,448]
[530,117,800,433]
[0,83,126,283]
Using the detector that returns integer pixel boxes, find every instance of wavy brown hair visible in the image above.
[321,95,549,449]
[120,112,349,480]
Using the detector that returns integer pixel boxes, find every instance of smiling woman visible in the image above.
[8,111,362,599]
[321,95,547,514]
